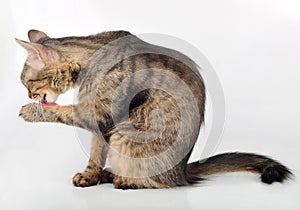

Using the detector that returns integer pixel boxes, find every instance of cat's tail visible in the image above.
[185,152,292,184]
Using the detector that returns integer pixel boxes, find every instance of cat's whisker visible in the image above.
[39,104,47,121]
[34,104,40,120]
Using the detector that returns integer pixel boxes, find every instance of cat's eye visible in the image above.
[32,93,39,98]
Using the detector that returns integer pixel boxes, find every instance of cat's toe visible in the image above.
[100,168,115,183]
[19,103,42,122]
[113,176,141,190]
[117,183,139,190]
[72,172,100,187]
[19,105,33,122]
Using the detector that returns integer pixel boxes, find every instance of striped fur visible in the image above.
[17,30,292,189]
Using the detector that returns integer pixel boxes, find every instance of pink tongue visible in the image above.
[40,101,57,106]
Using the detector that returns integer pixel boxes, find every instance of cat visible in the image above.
[17,29,292,189]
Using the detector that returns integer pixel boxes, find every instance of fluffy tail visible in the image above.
[185,152,292,184]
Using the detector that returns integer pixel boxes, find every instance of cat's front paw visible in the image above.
[19,103,45,122]
[73,172,100,187]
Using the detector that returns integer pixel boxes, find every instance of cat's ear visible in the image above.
[15,38,45,70]
[16,39,61,68]
[28,29,49,43]
[16,38,62,81]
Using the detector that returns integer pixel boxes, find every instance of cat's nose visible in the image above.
[28,91,33,99]
[43,94,47,102]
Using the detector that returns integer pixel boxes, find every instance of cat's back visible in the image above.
[80,33,205,103]
[76,32,205,124]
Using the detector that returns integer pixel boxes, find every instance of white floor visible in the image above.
[0,116,299,210]
[1,0,300,209]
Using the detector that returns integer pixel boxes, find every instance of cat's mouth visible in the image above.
[40,100,57,107]
[39,92,58,106]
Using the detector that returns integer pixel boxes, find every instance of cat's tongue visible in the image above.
[40,101,57,106]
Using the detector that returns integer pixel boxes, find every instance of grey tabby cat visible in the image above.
[17,30,291,189]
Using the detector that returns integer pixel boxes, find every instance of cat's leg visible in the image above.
[19,103,74,124]
[19,103,108,133]
[108,129,170,190]
[73,135,108,187]
[19,103,111,187]
[19,103,88,129]
[109,133,189,190]
[108,89,192,190]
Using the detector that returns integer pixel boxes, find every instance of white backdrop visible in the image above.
[0,0,299,209]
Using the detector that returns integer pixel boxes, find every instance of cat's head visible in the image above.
[16,30,79,104]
